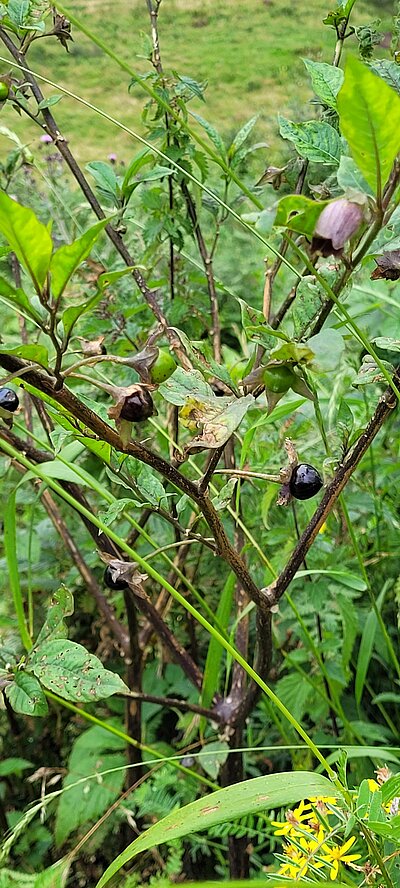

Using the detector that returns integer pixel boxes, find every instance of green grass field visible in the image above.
[0,0,384,164]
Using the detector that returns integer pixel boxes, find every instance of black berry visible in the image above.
[104,565,128,591]
[0,387,19,412]
[120,388,154,422]
[289,464,323,501]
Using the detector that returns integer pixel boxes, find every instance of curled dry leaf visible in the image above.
[370,250,400,281]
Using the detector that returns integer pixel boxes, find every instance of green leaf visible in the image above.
[138,164,174,183]
[0,343,49,367]
[86,161,119,205]
[275,195,328,237]
[29,639,128,702]
[96,771,340,887]
[191,112,226,158]
[34,859,71,888]
[37,95,62,110]
[50,219,108,300]
[55,726,126,846]
[228,114,259,157]
[279,117,342,164]
[61,290,104,339]
[34,586,74,648]
[0,193,52,292]
[355,586,386,706]
[0,757,33,777]
[294,570,367,591]
[201,573,235,711]
[4,489,32,650]
[158,367,214,406]
[6,672,48,716]
[368,59,400,95]
[0,274,42,324]
[337,56,400,197]
[98,498,140,527]
[200,741,229,779]
[307,328,345,372]
[336,155,374,197]
[303,59,344,109]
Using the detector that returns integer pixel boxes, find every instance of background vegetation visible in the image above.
[0,1,399,887]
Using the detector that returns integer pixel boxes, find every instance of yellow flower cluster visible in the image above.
[271,795,361,881]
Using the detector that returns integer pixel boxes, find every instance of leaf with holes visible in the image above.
[28,639,128,702]
[6,672,48,716]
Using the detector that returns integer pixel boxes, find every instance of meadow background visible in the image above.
[0,0,387,162]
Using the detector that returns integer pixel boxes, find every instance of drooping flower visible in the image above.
[311,198,364,257]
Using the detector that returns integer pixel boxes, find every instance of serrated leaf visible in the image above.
[228,114,259,157]
[191,112,226,158]
[98,498,140,527]
[303,59,344,109]
[279,117,342,164]
[6,672,48,716]
[0,193,53,292]
[29,639,128,702]
[337,56,400,196]
[50,219,108,300]
[368,59,400,95]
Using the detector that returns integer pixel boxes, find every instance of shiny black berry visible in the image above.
[0,387,19,412]
[120,388,154,422]
[104,565,128,591]
[289,464,323,501]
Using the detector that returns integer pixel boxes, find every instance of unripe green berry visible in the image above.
[263,365,296,394]
[149,349,177,384]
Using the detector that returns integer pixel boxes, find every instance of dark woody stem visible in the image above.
[0,353,265,608]
[262,368,400,608]
[0,28,189,368]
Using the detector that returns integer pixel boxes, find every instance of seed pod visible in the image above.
[289,463,323,500]
[120,388,154,422]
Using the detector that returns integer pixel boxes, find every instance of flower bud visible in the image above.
[311,199,364,257]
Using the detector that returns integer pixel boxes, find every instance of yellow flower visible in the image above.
[368,779,380,793]
[321,835,361,880]
[309,795,338,806]
[279,836,325,879]
[271,799,312,836]
[279,838,311,878]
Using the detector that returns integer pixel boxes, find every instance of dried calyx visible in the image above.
[119,388,154,422]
